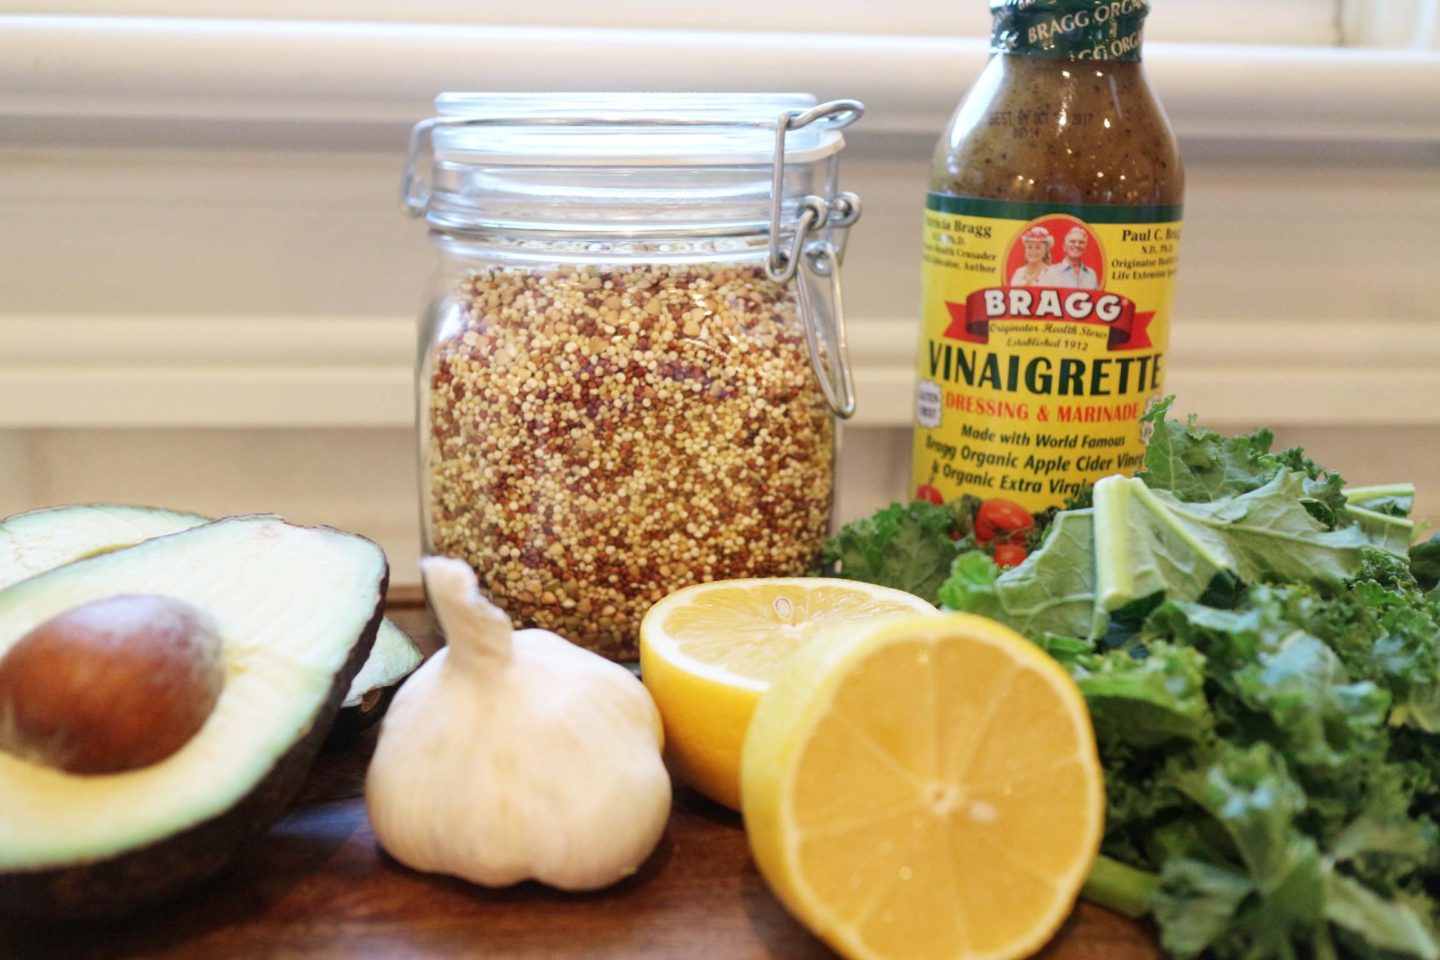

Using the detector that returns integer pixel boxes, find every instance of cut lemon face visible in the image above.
[741,612,1104,960]
[639,578,934,811]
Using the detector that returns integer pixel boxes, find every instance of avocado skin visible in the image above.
[327,625,426,749]
[326,683,402,748]
[0,566,387,921]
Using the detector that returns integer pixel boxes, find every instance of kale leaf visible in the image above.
[940,471,1372,640]
[1139,397,1285,503]
[1410,534,1440,592]
[816,500,956,605]
[1139,397,1354,531]
[938,510,1103,639]
[1074,642,1213,749]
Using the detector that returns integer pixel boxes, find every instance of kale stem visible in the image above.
[1342,483,1415,504]
[1081,854,1161,919]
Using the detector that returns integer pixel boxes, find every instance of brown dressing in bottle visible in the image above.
[914,0,1183,513]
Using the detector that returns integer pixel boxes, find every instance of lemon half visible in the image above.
[639,578,934,810]
[741,612,1104,960]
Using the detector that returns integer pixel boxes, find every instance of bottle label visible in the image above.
[990,0,1149,62]
[913,193,1181,512]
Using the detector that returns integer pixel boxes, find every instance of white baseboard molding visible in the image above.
[3,315,1437,430]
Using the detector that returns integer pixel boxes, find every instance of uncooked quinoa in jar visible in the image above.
[425,260,834,660]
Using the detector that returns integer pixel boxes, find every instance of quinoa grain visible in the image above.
[425,262,834,659]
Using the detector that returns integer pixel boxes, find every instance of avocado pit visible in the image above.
[0,594,224,775]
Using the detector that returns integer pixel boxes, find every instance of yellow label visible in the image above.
[913,194,1181,512]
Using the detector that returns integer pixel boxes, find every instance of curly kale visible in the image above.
[831,403,1440,959]
[816,500,958,605]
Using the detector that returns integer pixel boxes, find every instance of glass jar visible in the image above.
[402,93,864,660]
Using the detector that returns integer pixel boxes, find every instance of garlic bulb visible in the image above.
[365,557,671,891]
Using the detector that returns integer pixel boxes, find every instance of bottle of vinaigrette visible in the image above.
[913,0,1183,513]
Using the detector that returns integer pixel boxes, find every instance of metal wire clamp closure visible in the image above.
[763,100,864,284]
[765,100,864,420]
[795,241,858,420]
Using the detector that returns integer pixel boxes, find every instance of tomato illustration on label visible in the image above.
[975,498,1034,546]
[992,542,1028,570]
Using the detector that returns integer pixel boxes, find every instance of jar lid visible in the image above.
[429,92,849,167]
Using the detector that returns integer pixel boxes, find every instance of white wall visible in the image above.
[2,18,1438,584]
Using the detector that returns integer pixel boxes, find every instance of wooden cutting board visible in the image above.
[0,604,1162,960]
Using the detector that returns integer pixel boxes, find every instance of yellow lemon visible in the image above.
[639,578,934,811]
[742,612,1104,960]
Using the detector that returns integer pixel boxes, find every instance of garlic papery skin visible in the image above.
[365,556,671,891]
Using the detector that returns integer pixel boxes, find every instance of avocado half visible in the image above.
[0,504,209,586]
[0,515,387,919]
[0,504,423,735]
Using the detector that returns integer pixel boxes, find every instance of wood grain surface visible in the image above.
[0,606,1162,960]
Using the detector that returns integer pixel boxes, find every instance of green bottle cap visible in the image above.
[990,0,1150,61]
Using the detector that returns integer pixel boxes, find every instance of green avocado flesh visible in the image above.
[344,619,423,708]
[0,504,209,590]
[0,515,386,915]
[0,505,421,711]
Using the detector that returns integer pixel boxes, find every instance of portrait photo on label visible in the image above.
[1004,216,1107,290]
